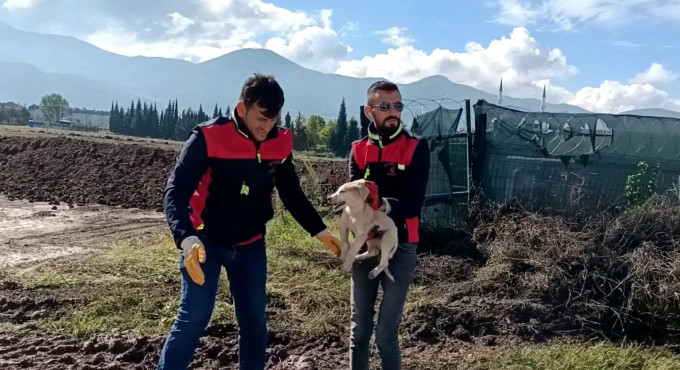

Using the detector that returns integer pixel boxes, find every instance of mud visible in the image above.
[0,324,347,370]
[0,195,165,267]
[0,135,178,212]
[0,130,360,369]
[0,130,348,214]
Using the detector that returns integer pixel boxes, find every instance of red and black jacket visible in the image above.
[164,109,327,249]
[349,122,430,244]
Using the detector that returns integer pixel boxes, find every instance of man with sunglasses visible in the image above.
[347,80,430,369]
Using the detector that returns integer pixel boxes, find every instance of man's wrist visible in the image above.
[380,198,391,213]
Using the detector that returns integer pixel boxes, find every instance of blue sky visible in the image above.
[0,0,678,112]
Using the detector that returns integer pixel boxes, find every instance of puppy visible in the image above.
[328,179,398,281]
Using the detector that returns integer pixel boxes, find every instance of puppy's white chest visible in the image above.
[348,214,371,235]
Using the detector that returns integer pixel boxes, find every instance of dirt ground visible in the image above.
[0,195,166,267]
[0,126,356,369]
[5,125,679,369]
[0,324,348,370]
[0,126,347,213]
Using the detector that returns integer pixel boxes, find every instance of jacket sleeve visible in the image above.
[349,146,362,181]
[164,128,209,248]
[383,139,430,224]
[274,153,327,237]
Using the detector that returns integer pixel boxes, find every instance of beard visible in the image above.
[376,116,401,135]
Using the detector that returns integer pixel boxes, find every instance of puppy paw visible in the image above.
[368,268,382,280]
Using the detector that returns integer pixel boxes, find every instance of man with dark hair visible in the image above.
[347,80,430,369]
[157,73,342,370]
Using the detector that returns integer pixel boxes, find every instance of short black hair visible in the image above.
[240,73,284,119]
[366,80,400,103]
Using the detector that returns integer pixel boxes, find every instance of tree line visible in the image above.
[109,97,364,157]
[0,103,30,126]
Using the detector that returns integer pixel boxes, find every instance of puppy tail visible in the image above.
[384,267,395,282]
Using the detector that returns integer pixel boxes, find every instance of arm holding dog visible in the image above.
[382,139,430,223]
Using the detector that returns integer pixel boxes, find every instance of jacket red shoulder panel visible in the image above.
[202,122,292,160]
[202,123,251,159]
[352,140,377,170]
[380,135,420,166]
[260,128,293,160]
[352,134,420,169]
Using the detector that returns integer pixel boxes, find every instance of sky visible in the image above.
[1,0,679,113]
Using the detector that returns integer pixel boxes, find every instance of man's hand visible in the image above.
[379,197,391,213]
[180,236,206,285]
[315,230,341,257]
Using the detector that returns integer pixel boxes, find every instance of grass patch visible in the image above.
[1,207,356,340]
[464,342,680,370]
[1,204,441,341]
[14,233,185,337]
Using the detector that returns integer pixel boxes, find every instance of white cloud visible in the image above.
[80,1,350,68]
[335,26,680,114]
[338,21,359,37]
[201,0,315,33]
[378,27,415,47]
[264,9,351,73]
[492,0,678,30]
[493,0,543,27]
[166,12,194,35]
[562,63,680,113]
[336,27,577,100]
[629,63,677,85]
[85,26,244,63]
[2,0,33,10]
[568,80,680,113]
[4,1,677,113]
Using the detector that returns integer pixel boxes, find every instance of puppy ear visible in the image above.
[357,183,370,200]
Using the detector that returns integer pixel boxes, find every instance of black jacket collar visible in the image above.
[231,107,279,142]
[367,121,404,147]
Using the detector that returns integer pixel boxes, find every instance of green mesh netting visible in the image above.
[473,99,680,214]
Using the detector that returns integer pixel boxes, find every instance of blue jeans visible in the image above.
[157,236,268,370]
[349,243,418,370]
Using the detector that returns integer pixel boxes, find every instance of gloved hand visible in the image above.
[315,229,341,257]
[180,236,206,285]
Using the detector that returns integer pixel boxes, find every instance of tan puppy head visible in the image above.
[328,179,371,211]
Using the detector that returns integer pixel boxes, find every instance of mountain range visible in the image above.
[1,21,678,122]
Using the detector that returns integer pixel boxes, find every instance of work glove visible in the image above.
[315,229,341,257]
[180,236,206,286]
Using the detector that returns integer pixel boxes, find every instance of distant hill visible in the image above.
[0,21,589,120]
[0,61,143,108]
[619,108,680,119]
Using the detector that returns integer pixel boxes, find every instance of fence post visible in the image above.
[359,105,369,138]
[465,99,472,204]
[471,113,487,200]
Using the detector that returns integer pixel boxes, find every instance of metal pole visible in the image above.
[465,99,472,204]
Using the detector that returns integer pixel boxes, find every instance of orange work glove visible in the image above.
[180,236,206,285]
[315,229,341,257]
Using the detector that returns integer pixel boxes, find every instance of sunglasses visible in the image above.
[371,101,404,112]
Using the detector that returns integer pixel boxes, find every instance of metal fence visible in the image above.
[408,98,680,239]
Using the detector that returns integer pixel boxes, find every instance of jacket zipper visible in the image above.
[255,142,261,163]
